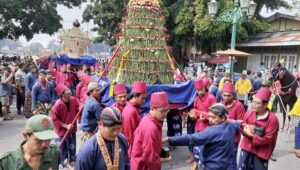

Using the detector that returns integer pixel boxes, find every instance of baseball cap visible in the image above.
[25,115,58,140]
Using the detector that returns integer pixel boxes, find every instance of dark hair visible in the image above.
[247,69,251,75]
[209,103,228,117]
[128,92,143,100]
[18,63,25,68]
[29,65,36,70]
[257,72,262,78]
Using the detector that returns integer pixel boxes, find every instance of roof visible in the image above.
[236,31,300,47]
[266,12,300,23]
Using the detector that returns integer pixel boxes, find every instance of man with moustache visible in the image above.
[0,115,60,169]
[131,92,172,170]
[221,82,245,170]
[238,87,279,170]
[111,83,128,112]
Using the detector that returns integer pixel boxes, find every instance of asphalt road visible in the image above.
[0,104,299,170]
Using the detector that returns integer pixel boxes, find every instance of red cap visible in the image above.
[222,82,235,93]
[114,83,126,95]
[82,74,91,86]
[150,92,169,108]
[202,78,210,88]
[194,79,205,90]
[131,81,147,94]
[55,84,67,96]
[255,87,272,102]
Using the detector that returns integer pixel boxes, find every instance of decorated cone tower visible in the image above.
[108,0,176,85]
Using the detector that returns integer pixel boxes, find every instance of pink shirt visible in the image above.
[51,96,79,137]
[194,93,216,131]
[122,102,141,156]
[131,114,162,170]
[222,100,245,143]
[112,101,128,113]
[240,110,279,160]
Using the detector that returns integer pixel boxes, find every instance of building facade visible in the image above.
[236,12,300,73]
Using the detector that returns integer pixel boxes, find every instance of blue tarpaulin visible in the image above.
[50,54,97,66]
[100,80,197,114]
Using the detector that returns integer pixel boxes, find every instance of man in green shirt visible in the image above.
[0,114,61,170]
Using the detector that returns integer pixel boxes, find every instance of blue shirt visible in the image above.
[31,82,55,110]
[296,121,300,150]
[209,85,222,102]
[80,96,102,131]
[169,121,241,170]
[252,78,262,92]
[76,134,130,170]
[25,72,37,92]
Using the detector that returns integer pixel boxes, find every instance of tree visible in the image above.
[83,0,289,63]
[30,43,44,55]
[0,0,86,40]
[107,0,175,84]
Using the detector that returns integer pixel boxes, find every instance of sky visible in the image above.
[19,3,95,47]
[19,0,299,47]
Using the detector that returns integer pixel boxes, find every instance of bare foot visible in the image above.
[185,155,194,164]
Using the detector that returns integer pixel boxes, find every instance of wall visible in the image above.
[267,18,300,32]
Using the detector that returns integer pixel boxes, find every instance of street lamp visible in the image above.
[208,0,257,79]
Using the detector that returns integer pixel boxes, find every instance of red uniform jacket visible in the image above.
[65,72,75,88]
[131,114,162,170]
[112,101,128,113]
[221,100,245,143]
[51,96,79,137]
[49,67,57,79]
[76,82,84,101]
[194,93,216,131]
[56,72,66,85]
[240,110,279,160]
[79,86,88,104]
[121,102,141,156]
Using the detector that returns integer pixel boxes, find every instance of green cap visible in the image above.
[25,115,58,140]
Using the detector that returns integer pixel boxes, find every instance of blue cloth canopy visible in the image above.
[100,80,197,114]
[50,54,97,66]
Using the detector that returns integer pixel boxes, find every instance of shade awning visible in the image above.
[212,49,252,57]
[208,56,237,64]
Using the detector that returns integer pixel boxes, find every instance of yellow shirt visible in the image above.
[235,78,252,95]
[218,78,233,90]
[289,97,300,117]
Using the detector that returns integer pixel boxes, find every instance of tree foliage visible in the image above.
[83,0,289,61]
[0,0,86,40]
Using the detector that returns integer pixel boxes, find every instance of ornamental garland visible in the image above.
[107,1,176,85]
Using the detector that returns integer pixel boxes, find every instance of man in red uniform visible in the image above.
[78,74,91,105]
[238,87,279,170]
[111,83,127,112]
[56,64,67,85]
[65,64,76,95]
[122,81,147,156]
[187,78,216,164]
[131,92,171,170]
[221,82,245,170]
[51,84,79,169]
